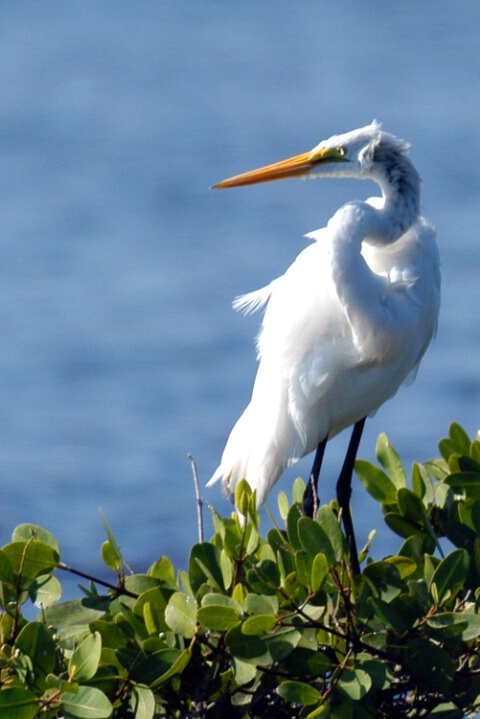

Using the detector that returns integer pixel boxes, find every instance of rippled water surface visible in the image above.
[1,2,479,597]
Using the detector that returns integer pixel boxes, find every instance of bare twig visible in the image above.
[58,562,138,598]
[309,473,319,517]
[188,453,204,542]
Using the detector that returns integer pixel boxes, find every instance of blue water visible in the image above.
[0,2,479,599]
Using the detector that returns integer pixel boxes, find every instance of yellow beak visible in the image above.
[213,145,346,189]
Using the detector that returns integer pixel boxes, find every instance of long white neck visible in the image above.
[365,149,421,245]
[327,149,421,250]
[326,150,422,344]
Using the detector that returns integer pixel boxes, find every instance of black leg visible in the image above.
[336,417,366,576]
[303,436,327,517]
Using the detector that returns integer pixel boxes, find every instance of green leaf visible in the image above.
[15,621,57,679]
[357,659,392,691]
[12,524,60,554]
[356,459,398,504]
[282,647,332,676]
[2,540,59,580]
[235,478,252,516]
[0,688,38,719]
[337,668,372,700]
[375,433,406,488]
[43,597,110,628]
[226,623,301,666]
[92,658,122,690]
[142,601,159,635]
[384,555,417,579]
[188,542,225,593]
[295,550,312,588]
[89,619,128,650]
[458,501,478,534]
[397,487,426,522]
[456,456,480,474]
[60,685,113,719]
[363,560,404,601]
[201,592,243,612]
[397,488,442,554]
[241,614,276,635]
[164,592,196,638]
[232,657,257,685]
[297,517,334,565]
[245,522,260,555]
[31,574,62,608]
[411,462,434,503]
[220,548,233,589]
[99,510,124,572]
[471,439,480,464]
[57,626,93,647]
[129,648,190,688]
[177,569,194,597]
[311,552,329,592]
[243,593,278,616]
[368,596,409,633]
[123,574,160,596]
[427,612,480,642]
[318,506,345,561]
[361,632,388,652]
[430,549,470,604]
[384,512,429,541]
[197,605,241,631]
[286,503,303,551]
[129,684,155,719]
[444,472,480,490]
[0,547,14,582]
[101,541,121,571]
[147,556,175,584]
[69,631,102,682]
[403,638,455,691]
[438,430,462,462]
[407,578,430,613]
[277,491,289,520]
[247,559,280,593]
[399,534,429,563]
[150,648,191,687]
[292,476,306,505]
[133,586,171,633]
[449,423,471,454]
[277,680,320,706]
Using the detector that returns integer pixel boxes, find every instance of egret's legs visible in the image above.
[303,417,366,575]
[336,417,366,576]
[303,436,327,518]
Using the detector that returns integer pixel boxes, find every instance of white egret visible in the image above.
[208,122,440,571]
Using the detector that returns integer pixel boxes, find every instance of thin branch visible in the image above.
[308,473,319,517]
[58,562,138,598]
[188,453,204,542]
[12,535,36,639]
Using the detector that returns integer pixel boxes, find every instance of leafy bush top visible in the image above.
[0,423,480,719]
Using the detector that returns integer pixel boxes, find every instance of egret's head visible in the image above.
[311,122,412,181]
[213,122,412,188]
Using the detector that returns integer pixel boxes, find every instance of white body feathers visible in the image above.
[208,124,440,508]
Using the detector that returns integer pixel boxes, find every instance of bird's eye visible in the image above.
[336,146,347,157]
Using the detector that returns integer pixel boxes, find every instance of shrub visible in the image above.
[0,423,479,718]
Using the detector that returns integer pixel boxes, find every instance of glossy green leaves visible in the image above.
[1,423,480,718]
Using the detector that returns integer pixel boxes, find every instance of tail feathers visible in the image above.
[207,456,278,509]
[206,464,236,498]
[207,402,305,507]
[207,437,263,503]
[207,405,301,509]
[205,466,223,489]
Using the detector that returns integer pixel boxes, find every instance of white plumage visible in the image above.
[208,122,440,510]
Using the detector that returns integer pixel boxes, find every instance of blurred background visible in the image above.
[0,2,479,599]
